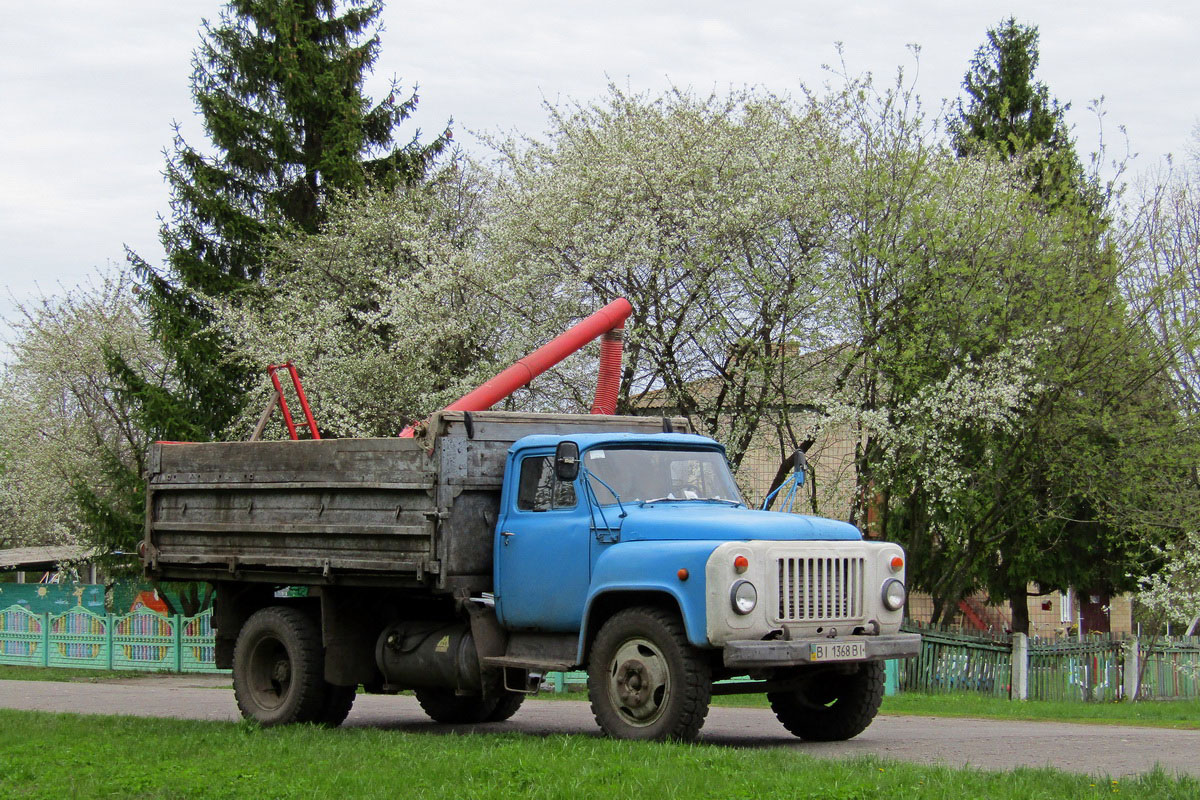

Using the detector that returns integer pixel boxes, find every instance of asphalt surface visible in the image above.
[1,675,1197,778]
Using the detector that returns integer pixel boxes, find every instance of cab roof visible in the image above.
[509,431,724,455]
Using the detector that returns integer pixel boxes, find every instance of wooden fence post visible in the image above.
[1123,637,1139,701]
[1011,632,1029,701]
[105,613,114,671]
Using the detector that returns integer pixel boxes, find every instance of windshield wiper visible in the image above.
[584,470,628,519]
[642,496,743,506]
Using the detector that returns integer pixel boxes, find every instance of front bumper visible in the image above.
[723,632,922,669]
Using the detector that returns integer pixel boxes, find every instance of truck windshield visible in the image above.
[583,447,743,506]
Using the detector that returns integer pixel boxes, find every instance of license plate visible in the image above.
[810,641,867,662]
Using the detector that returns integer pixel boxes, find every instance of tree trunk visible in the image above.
[1008,586,1030,635]
[930,596,945,626]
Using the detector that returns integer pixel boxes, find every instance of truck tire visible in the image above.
[317,683,357,727]
[587,606,711,741]
[414,689,497,724]
[233,606,327,726]
[484,690,525,722]
[767,661,885,741]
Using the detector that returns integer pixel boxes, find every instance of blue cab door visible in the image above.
[494,451,591,631]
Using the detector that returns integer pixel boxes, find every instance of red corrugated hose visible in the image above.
[589,326,624,415]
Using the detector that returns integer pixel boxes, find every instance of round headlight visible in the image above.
[882,578,906,611]
[731,580,757,615]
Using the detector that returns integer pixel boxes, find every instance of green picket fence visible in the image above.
[0,604,225,674]
[1140,637,1200,700]
[898,622,1200,702]
[1028,638,1125,702]
[897,624,1013,698]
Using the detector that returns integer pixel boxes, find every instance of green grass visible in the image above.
[549,686,1200,730]
[0,664,160,683]
[0,664,234,685]
[0,709,1194,800]
[878,693,1200,730]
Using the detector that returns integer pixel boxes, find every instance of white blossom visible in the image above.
[0,271,162,547]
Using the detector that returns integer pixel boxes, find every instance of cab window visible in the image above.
[516,456,577,511]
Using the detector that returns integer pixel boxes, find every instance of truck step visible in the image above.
[483,655,575,672]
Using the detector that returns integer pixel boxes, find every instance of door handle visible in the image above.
[500,530,515,545]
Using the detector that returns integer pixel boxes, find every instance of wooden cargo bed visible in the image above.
[143,411,689,591]
[145,437,441,586]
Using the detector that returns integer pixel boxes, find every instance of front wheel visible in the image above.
[768,661,885,741]
[587,607,711,741]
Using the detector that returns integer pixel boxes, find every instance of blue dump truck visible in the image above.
[142,410,919,741]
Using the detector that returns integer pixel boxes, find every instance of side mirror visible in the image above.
[554,441,580,482]
[791,449,807,486]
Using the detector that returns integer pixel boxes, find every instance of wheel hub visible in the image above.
[246,635,294,710]
[607,638,670,724]
[615,659,650,706]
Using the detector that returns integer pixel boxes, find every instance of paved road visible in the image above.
[2,676,1196,778]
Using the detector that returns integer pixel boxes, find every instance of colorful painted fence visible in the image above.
[0,604,225,674]
[0,583,106,615]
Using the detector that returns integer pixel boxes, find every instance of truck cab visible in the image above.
[491,431,920,740]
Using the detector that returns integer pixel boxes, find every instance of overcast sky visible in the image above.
[1,1,1196,327]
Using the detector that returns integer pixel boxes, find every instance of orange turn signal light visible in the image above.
[733,555,749,573]
[677,568,689,581]
[890,556,904,572]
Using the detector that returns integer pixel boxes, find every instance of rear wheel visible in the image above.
[414,688,494,724]
[484,690,526,722]
[317,683,357,727]
[233,606,327,726]
[587,607,711,741]
[768,661,885,741]
[414,686,526,724]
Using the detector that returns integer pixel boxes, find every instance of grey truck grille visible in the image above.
[776,556,865,622]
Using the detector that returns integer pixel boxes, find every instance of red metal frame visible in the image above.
[267,362,321,440]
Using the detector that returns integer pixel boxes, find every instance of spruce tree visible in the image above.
[949,17,1088,209]
[97,0,448,556]
[130,0,448,440]
[944,18,1166,634]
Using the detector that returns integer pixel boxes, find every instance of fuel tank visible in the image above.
[375,621,481,691]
